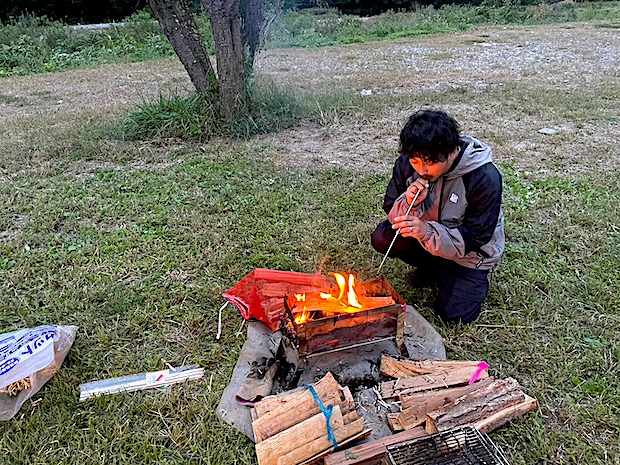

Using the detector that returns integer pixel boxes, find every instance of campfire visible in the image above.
[288,273,396,324]
[282,275,406,356]
[218,268,538,465]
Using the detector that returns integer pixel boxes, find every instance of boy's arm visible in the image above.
[420,165,502,259]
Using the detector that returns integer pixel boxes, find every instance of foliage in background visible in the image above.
[0,0,150,24]
[0,11,214,77]
[2,0,617,23]
[265,1,620,48]
[2,2,620,76]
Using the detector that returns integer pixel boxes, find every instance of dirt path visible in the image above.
[1,22,619,177]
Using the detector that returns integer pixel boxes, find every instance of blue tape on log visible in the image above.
[307,385,339,450]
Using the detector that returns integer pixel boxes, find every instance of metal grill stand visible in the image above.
[383,425,510,465]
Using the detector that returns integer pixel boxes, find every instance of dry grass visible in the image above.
[253,23,620,176]
[2,23,619,178]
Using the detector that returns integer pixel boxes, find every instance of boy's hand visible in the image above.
[392,216,427,240]
[406,179,429,207]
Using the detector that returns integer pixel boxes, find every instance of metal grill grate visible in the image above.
[384,426,510,465]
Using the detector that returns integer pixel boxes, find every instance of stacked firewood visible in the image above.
[379,355,537,434]
[253,270,331,330]
[324,355,537,465]
[251,372,370,465]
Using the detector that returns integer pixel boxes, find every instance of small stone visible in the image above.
[538,127,558,135]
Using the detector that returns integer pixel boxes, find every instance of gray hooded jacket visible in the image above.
[386,136,505,270]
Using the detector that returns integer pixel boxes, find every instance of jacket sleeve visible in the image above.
[387,194,425,224]
[419,163,502,260]
[458,164,503,255]
[383,155,414,214]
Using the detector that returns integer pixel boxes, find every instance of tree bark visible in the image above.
[147,0,217,96]
[203,0,247,121]
[425,378,525,434]
[240,0,263,81]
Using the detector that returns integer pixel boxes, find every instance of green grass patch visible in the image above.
[0,138,619,462]
[120,93,224,141]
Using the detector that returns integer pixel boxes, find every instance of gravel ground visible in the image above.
[1,22,619,177]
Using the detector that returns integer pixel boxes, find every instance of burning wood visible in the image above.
[223,269,331,331]
[289,273,396,324]
[283,277,405,356]
[252,372,370,465]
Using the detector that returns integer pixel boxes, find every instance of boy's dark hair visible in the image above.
[399,109,460,163]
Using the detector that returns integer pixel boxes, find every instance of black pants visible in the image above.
[371,220,489,324]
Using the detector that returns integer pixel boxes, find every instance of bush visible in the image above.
[0,14,68,47]
[121,93,223,141]
[0,9,175,76]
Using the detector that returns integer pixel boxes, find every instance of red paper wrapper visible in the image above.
[222,269,330,331]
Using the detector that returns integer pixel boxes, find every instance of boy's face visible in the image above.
[408,148,459,182]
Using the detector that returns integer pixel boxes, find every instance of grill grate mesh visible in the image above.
[384,426,510,465]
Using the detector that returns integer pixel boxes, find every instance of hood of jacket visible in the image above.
[444,136,494,181]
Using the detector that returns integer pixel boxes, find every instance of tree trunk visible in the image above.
[240,0,263,81]
[203,0,247,121]
[147,0,217,97]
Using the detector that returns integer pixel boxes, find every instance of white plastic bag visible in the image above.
[0,325,78,421]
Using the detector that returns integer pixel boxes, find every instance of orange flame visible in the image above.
[323,273,363,309]
[293,272,366,323]
[333,273,347,301]
[346,273,363,308]
[295,307,310,324]
[294,293,310,324]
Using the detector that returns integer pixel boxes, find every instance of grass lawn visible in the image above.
[1,136,618,463]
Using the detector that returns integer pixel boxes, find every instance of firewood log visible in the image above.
[290,298,395,316]
[255,406,345,465]
[253,269,330,287]
[252,373,354,442]
[380,365,488,399]
[397,378,494,430]
[387,413,404,431]
[276,419,367,465]
[380,354,482,379]
[474,394,537,433]
[253,373,349,418]
[323,426,428,465]
[259,283,326,298]
[425,378,525,434]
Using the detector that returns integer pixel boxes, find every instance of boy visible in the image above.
[371,109,504,323]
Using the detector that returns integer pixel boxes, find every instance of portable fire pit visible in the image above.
[217,270,447,443]
[282,276,406,356]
